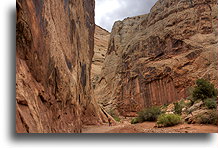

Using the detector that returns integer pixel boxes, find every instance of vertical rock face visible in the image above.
[91,25,110,88]
[95,0,218,116]
[16,0,105,133]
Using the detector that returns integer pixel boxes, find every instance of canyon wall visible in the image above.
[91,25,110,88]
[95,0,218,116]
[16,0,107,133]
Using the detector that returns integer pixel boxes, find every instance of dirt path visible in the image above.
[82,120,131,133]
[82,124,124,133]
[82,121,218,133]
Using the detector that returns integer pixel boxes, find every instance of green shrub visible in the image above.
[174,102,182,115]
[138,106,162,122]
[113,116,121,122]
[131,117,140,124]
[157,114,182,127]
[108,109,121,122]
[197,110,217,125]
[204,98,217,109]
[131,106,162,124]
[174,100,186,115]
[192,79,217,101]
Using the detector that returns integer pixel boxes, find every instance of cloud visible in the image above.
[95,0,158,31]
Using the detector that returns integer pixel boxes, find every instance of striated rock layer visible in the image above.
[95,0,218,117]
[91,25,110,88]
[16,0,108,133]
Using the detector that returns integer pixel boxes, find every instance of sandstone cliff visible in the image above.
[91,25,110,88]
[94,0,218,117]
[16,0,107,133]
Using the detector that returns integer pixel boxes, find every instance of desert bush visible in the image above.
[113,116,121,122]
[131,117,140,124]
[174,100,186,115]
[174,102,183,115]
[192,79,217,101]
[157,114,182,127]
[138,106,162,122]
[131,106,162,124]
[108,109,121,122]
[204,98,217,109]
[197,110,217,125]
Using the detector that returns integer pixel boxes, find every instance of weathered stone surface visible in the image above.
[16,0,107,133]
[95,0,218,116]
[187,101,204,113]
[91,25,110,88]
[185,109,217,124]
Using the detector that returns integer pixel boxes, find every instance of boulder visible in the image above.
[187,101,204,113]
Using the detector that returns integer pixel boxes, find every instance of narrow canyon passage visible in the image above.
[90,0,218,134]
[16,0,218,133]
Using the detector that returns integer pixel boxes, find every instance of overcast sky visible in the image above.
[95,0,158,31]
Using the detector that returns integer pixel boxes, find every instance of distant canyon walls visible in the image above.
[16,0,106,133]
[91,25,110,88]
[94,0,218,116]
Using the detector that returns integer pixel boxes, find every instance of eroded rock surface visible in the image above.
[91,25,110,88]
[95,0,218,116]
[16,0,107,133]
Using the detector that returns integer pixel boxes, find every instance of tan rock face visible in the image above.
[91,25,110,88]
[95,0,218,116]
[16,0,106,133]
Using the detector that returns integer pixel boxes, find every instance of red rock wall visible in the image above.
[118,73,178,117]
[95,0,218,116]
[16,0,105,133]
